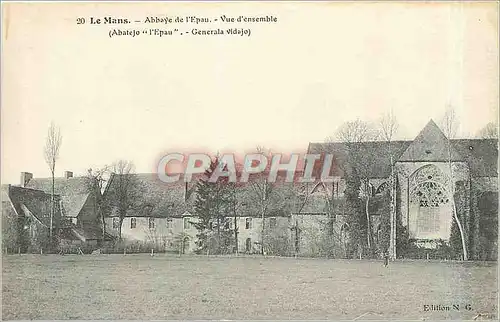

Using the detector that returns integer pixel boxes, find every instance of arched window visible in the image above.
[413,181,449,207]
[376,182,390,195]
[409,164,448,191]
[409,165,451,237]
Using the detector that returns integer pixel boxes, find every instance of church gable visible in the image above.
[398,120,464,162]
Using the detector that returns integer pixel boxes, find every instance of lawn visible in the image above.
[1,254,497,320]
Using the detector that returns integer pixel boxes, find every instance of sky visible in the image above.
[1,2,498,184]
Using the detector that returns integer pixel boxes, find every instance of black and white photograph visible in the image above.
[1,1,498,321]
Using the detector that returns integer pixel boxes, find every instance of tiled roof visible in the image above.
[105,173,199,218]
[399,120,463,162]
[5,185,62,228]
[60,194,90,218]
[25,176,92,219]
[25,176,89,195]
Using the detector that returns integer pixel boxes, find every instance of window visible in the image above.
[246,238,252,252]
[130,217,137,229]
[112,217,119,229]
[166,218,173,228]
[376,182,390,195]
[269,217,277,228]
[245,218,252,229]
[184,217,191,229]
[149,217,155,229]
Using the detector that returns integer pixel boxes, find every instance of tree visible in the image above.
[379,111,399,260]
[228,179,247,254]
[290,182,312,256]
[43,122,62,242]
[85,166,110,243]
[193,157,233,254]
[343,163,365,258]
[246,146,280,255]
[335,119,379,256]
[441,107,468,260]
[107,160,143,241]
[476,122,498,139]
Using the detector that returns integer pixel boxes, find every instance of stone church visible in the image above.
[307,119,498,259]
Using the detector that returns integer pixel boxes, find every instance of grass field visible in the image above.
[1,254,497,320]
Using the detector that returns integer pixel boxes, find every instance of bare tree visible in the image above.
[43,122,62,241]
[334,119,379,146]
[246,146,284,255]
[441,107,468,260]
[287,181,312,257]
[85,166,110,243]
[379,111,399,260]
[229,182,247,254]
[476,122,498,139]
[335,119,378,255]
[107,160,143,241]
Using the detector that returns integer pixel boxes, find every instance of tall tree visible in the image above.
[107,160,143,241]
[246,146,277,255]
[441,107,468,260]
[379,111,399,260]
[335,119,378,256]
[43,122,62,241]
[85,166,110,243]
[228,180,247,254]
[193,157,233,254]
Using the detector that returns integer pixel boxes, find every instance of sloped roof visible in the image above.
[6,185,62,227]
[60,194,90,218]
[19,204,47,227]
[25,176,89,195]
[398,119,463,162]
[105,173,200,218]
[25,177,92,219]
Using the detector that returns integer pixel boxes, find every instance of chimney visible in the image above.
[64,171,73,179]
[20,172,33,187]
